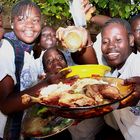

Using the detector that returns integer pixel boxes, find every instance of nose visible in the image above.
[107,40,116,49]
[25,19,33,28]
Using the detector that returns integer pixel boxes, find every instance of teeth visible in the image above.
[107,52,119,59]
[24,31,33,37]
[45,40,53,44]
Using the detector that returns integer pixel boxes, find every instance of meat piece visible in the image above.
[40,92,66,105]
[59,93,95,107]
[83,84,121,101]
[99,84,121,100]
[83,85,104,105]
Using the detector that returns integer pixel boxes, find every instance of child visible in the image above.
[42,47,104,140]
[40,26,76,65]
[101,18,140,140]
[0,5,5,140]
[130,13,140,53]
[36,26,76,79]
[42,47,67,74]
[0,1,96,139]
[0,1,75,140]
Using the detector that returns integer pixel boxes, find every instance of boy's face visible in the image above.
[131,18,140,49]
[101,23,132,69]
[12,6,41,44]
[40,27,57,50]
[43,49,67,73]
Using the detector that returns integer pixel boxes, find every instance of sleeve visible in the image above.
[131,53,140,76]
[0,39,16,84]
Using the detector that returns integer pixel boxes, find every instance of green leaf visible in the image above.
[125,5,131,12]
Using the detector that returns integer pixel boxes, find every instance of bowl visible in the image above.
[61,64,111,78]
[21,105,74,138]
[41,77,134,119]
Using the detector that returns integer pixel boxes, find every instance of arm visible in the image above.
[71,32,98,64]
[71,46,98,64]
[0,75,47,114]
[56,26,98,64]
[0,69,77,114]
[90,15,111,27]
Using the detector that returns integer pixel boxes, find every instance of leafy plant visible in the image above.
[91,0,140,19]
[2,0,140,27]
[33,0,72,27]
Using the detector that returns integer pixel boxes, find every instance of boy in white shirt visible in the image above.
[101,18,140,140]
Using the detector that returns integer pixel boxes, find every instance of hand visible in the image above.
[56,26,88,52]
[123,76,140,95]
[45,69,79,84]
[119,76,140,107]
[81,0,96,21]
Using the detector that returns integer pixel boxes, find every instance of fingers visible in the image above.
[56,27,65,40]
[85,6,96,21]
[59,69,72,78]
[123,77,140,85]
[81,0,96,21]
[56,26,88,51]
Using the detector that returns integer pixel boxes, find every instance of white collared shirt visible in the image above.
[107,52,140,140]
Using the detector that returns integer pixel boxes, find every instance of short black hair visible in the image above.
[130,13,140,25]
[102,18,132,35]
[11,0,41,22]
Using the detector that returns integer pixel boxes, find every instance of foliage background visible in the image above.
[0,0,140,28]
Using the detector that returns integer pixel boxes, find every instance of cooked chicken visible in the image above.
[40,92,66,105]
[99,84,121,100]
[83,85,104,105]
[84,84,121,101]
[59,93,95,107]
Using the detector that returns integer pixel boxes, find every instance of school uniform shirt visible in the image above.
[107,52,140,140]
[93,33,107,65]
[0,39,39,138]
[61,50,76,66]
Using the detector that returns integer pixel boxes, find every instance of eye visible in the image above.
[46,59,53,65]
[57,55,64,61]
[116,38,121,43]
[102,40,108,45]
[32,18,40,24]
[41,33,47,38]
[17,16,25,22]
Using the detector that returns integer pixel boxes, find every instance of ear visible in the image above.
[129,34,134,47]
[11,23,14,29]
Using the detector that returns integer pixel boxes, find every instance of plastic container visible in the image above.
[69,0,87,27]
[60,64,111,78]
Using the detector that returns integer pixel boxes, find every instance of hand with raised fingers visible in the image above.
[45,68,79,85]
[81,0,96,21]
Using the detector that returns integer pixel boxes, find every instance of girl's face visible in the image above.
[12,6,41,44]
[101,23,133,69]
[40,27,57,50]
[43,49,67,73]
[131,18,140,49]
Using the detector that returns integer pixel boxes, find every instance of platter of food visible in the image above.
[21,105,74,138]
[22,76,134,119]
